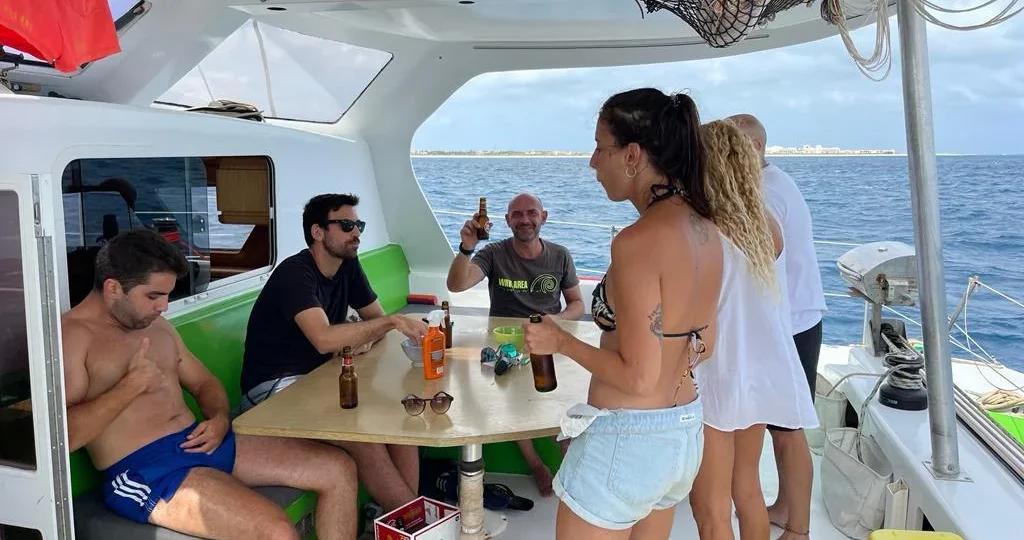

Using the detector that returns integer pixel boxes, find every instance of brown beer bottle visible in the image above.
[529,314,558,392]
[476,197,490,240]
[339,346,358,409]
[442,300,453,349]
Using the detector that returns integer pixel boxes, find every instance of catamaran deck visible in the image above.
[443,281,851,539]
[487,432,850,539]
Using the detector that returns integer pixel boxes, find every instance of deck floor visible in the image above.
[488,433,848,539]
[437,283,851,539]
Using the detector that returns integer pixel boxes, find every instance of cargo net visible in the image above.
[636,0,1023,79]
[632,0,821,48]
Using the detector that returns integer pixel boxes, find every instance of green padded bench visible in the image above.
[70,244,411,540]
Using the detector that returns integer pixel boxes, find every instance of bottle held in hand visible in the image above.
[529,314,558,392]
[476,197,490,240]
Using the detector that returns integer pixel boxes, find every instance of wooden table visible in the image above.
[232,315,602,539]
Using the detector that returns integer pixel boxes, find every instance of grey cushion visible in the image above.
[73,486,306,540]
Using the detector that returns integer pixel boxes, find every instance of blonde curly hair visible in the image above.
[700,119,778,294]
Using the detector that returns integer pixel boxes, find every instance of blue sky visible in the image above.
[413,13,1024,155]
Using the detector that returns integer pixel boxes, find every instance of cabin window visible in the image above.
[154,19,392,123]
[0,191,36,471]
[61,156,274,307]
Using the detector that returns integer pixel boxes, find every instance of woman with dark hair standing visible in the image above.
[523,87,723,539]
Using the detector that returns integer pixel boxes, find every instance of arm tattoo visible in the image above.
[649,303,664,343]
[689,210,709,245]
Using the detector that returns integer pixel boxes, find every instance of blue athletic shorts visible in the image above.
[101,422,236,523]
[552,398,705,530]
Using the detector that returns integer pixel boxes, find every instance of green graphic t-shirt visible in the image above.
[471,238,579,318]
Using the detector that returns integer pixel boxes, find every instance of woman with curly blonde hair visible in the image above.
[688,119,818,540]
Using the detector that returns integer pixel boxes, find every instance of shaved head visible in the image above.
[727,113,767,158]
[505,192,547,243]
[507,192,544,213]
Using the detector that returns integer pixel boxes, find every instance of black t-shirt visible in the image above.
[240,250,377,394]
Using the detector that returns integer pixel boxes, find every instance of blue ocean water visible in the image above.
[412,155,1024,371]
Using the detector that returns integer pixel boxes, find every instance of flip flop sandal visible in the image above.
[483,483,510,510]
[485,483,534,511]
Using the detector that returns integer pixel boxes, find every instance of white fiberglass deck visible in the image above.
[488,430,850,539]
[448,281,851,539]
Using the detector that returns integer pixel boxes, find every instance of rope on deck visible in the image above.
[459,464,485,540]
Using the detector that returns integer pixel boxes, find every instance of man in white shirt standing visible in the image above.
[730,114,827,540]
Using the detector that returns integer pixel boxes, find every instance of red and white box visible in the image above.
[374,496,461,540]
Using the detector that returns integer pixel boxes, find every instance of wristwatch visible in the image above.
[459,243,474,256]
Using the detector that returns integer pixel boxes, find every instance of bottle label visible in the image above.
[430,349,444,375]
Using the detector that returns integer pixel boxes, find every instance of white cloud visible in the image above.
[703,59,729,86]
[949,85,983,102]
[415,12,1024,154]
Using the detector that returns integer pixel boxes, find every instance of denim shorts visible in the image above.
[552,398,704,530]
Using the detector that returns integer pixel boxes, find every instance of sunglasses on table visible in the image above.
[401,391,454,416]
[324,219,366,233]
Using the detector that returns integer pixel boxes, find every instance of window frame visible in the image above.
[56,154,277,314]
[151,19,394,125]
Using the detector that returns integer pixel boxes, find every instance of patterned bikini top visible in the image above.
[591,273,708,404]
[591,274,706,345]
[590,180,688,334]
[591,274,616,332]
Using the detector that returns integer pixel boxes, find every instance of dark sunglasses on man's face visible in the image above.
[324,219,365,233]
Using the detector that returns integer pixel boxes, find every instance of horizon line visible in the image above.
[409,150,1016,157]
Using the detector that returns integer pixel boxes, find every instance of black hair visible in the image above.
[93,229,189,292]
[302,193,360,246]
[598,88,712,219]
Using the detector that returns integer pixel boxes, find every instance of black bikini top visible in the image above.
[591,274,616,332]
[591,275,706,341]
[590,180,707,340]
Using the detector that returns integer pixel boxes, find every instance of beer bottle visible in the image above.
[339,346,358,409]
[476,197,490,240]
[441,300,453,349]
[529,314,558,392]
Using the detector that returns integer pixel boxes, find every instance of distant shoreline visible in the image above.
[411,152,914,158]
[410,152,993,158]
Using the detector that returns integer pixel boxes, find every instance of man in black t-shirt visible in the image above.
[240,193,427,513]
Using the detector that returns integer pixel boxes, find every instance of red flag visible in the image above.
[0,0,121,72]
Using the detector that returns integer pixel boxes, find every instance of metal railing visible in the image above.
[435,207,1020,369]
[433,208,863,276]
[432,204,1024,478]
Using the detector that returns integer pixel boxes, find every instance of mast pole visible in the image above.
[896,0,960,477]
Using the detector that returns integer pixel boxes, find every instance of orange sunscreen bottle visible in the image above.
[422,310,446,380]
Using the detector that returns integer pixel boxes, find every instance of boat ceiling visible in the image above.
[233,0,842,44]
[2,1,883,131]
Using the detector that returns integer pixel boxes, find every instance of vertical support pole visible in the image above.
[896,0,960,477]
[459,444,485,540]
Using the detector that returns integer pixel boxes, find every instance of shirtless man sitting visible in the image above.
[62,229,359,540]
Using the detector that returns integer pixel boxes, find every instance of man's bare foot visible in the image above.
[530,463,554,497]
